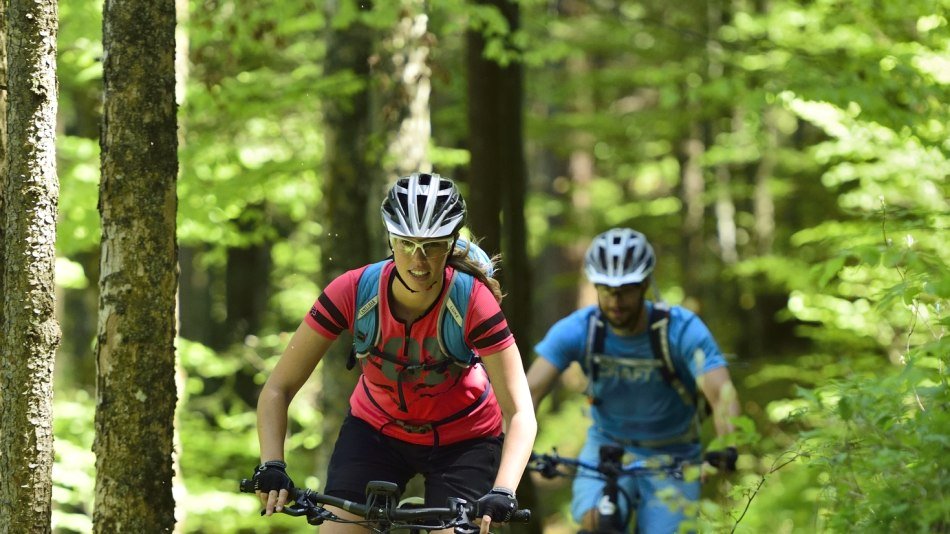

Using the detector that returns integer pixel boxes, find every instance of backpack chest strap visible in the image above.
[585,305,699,410]
[353,262,477,366]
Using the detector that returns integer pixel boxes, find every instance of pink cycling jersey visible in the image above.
[305,261,514,445]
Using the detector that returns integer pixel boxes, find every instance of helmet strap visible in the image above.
[393,269,420,294]
[650,278,664,304]
[628,294,647,332]
[392,262,443,294]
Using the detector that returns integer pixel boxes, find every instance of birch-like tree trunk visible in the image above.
[382,0,432,179]
[754,109,777,256]
[0,0,60,531]
[677,122,706,301]
[93,0,178,531]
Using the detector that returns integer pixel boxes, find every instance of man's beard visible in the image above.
[602,295,646,331]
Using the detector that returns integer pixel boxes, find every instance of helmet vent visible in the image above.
[622,247,635,272]
[380,173,466,238]
[584,228,655,286]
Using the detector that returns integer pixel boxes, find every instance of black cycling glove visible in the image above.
[706,447,738,472]
[475,487,518,523]
[252,460,294,493]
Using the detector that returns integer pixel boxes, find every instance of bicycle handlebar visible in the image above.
[239,478,531,527]
[528,447,738,479]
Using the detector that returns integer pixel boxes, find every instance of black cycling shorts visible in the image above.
[324,413,503,507]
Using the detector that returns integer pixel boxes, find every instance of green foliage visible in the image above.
[50,0,950,532]
[180,0,331,249]
[758,85,949,533]
[51,391,96,534]
[175,337,328,532]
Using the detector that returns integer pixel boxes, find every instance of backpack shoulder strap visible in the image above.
[352,260,389,356]
[584,310,606,405]
[437,269,477,364]
[648,303,699,409]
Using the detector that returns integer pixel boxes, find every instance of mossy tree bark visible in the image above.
[93,0,179,531]
[0,0,61,531]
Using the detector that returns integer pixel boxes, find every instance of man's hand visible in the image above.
[701,447,738,482]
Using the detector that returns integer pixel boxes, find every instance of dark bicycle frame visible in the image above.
[239,478,531,533]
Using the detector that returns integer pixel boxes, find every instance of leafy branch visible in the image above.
[730,448,808,533]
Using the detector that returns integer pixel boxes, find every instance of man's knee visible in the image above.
[578,507,626,534]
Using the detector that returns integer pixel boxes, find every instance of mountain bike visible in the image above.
[527,446,737,533]
[239,477,531,533]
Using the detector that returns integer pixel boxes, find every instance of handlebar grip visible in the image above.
[511,509,531,523]
[704,447,738,472]
[239,478,255,493]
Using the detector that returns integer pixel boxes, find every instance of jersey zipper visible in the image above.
[396,322,411,412]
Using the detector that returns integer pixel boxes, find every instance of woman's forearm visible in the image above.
[257,385,291,462]
[493,409,537,492]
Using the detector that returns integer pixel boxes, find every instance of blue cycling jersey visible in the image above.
[534,301,727,443]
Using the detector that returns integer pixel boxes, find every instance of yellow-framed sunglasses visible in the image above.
[389,235,455,258]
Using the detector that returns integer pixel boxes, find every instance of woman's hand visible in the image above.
[475,487,518,533]
[252,461,294,515]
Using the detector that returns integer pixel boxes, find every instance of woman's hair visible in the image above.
[447,237,504,304]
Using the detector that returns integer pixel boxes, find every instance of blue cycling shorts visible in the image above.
[570,427,701,534]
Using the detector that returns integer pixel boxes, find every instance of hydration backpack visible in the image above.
[349,237,494,368]
[585,302,709,416]
[346,242,495,446]
[350,259,478,366]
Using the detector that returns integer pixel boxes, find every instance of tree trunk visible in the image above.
[178,245,214,344]
[714,164,738,264]
[754,108,777,256]
[742,105,778,358]
[375,0,435,499]
[0,0,61,531]
[317,0,377,475]
[561,38,597,309]
[225,225,271,346]
[464,12,503,257]
[224,233,272,408]
[0,1,6,311]
[382,0,432,178]
[465,0,531,339]
[677,122,705,304]
[466,3,539,533]
[93,1,178,531]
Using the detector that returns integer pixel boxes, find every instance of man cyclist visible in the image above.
[526,228,740,534]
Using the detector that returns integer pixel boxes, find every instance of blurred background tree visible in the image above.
[48,0,948,532]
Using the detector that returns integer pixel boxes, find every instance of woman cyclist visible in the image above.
[252,173,537,533]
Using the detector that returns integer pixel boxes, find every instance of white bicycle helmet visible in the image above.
[584,228,655,286]
[381,173,466,238]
